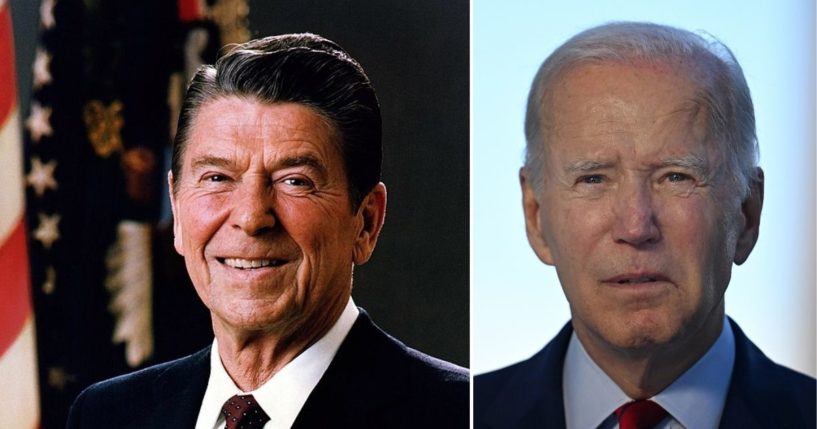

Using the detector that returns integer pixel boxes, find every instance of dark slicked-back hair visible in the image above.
[171,33,382,209]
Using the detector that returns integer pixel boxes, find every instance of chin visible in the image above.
[217,301,293,332]
[220,314,274,332]
[604,313,681,351]
[615,333,671,351]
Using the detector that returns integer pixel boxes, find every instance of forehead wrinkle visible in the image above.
[637,96,708,152]
[549,119,635,154]
[653,97,704,125]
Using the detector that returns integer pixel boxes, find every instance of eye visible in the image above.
[282,177,312,187]
[578,175,604,185]
[665,172,691,183]
[203,173,229,182]
[278,176,316,193]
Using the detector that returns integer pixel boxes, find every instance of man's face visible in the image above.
[522,62,762,353]
[170,98,383,336]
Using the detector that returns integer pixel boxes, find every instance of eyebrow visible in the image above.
[659,154,708,176]
[190,155,232,171]
[564,160,614,174]
[189,154,329,176]
[563,154,708,175]
[279,155,328,177]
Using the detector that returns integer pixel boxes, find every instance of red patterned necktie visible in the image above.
[615,400,668,429]
[221,394,270,429]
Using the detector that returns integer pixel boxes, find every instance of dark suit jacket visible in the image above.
[475,318,815,429]
[67,309,469,428]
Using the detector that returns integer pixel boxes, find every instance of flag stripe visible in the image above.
[0,0,27,360]
[0,2,40,426]
[0,108,24,243]
[178,0,205,22]
[0,317,40,426]
[0,220,31,357]
[0,3,16,122]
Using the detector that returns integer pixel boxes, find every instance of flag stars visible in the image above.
[26,102,54,143]
[26,156,58,197]
[34,212,61,249]
[40,0,57,29]
[42,265,56,295]
[32,47,53,89]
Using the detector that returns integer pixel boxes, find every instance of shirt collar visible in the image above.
[653,318,734,428]
[195,297,359,429]
[563,317,735,429]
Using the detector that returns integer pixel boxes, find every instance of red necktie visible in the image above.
[615,400,668,429]
[221,394,270,429]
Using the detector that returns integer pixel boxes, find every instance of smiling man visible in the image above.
[67,33,467,428]
[474,22,815,429]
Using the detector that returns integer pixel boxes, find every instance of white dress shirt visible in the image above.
[194,298,359,429]
[563,317,735,429]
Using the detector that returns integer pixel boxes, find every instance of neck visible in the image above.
[576,307,725,399]
[213,301,347,391]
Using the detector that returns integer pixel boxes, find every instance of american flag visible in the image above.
[15,0,241,426]
[0,0,41,426]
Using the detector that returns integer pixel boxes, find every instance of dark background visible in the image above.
[248,1,470,367]
[10,0,468,387]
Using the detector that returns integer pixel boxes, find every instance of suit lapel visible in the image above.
[719,319,792,429]
[138,347,211,429]
[482,323,572,429]
[479,318,812,429]
[292,310,412,428]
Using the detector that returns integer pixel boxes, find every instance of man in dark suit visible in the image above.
[474,22,815,429]
[68,33,468,428]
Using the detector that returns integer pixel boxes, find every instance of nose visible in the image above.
[231,178,276,236]
[611,181,661,246]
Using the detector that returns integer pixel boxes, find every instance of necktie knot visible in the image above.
[221,394,270,429]
[615,400,668,429]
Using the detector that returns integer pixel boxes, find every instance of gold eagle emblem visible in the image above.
[83,100,124,158]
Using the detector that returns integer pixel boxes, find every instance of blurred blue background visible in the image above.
[472,0,816,376]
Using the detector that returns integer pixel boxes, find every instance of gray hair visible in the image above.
[524,22,759,198]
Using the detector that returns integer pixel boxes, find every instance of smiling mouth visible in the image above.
[218,258,287,269]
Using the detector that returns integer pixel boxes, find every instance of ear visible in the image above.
[353,182,387,265]
[733,167,764,265]
[520,168,555,265]
[168,171,184,256]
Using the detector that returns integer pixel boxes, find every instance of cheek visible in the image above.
[658,196,736,299]
[281,196,356,236]
[660,196,731,254]
[178,194,229,254]
[278,204,356,311]
[544,198,611,266]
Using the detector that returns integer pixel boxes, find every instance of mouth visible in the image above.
[218,257,288,270]
[603,273,670,285]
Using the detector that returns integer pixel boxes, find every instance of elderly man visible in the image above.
[474,22,815,429]
[67,33,468,428]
